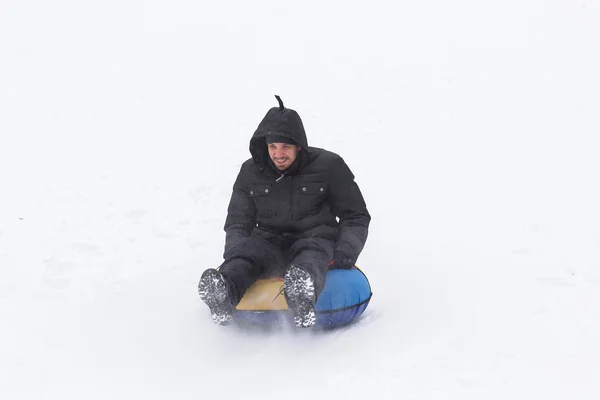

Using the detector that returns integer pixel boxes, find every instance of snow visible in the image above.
[1,0,600,398]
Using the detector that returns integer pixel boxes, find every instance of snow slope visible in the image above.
[1,1,599,399]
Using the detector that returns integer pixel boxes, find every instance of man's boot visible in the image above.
[198,269,234,325]
[284,265,317,328]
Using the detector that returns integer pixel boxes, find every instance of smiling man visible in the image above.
[198,96,371,328]
[267,139,299,171]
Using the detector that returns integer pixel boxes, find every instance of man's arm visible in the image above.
[223,166,256,258]
[329,156,371,264]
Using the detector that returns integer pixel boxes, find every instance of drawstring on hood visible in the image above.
[275,95,285,111]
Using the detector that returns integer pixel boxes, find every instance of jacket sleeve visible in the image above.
[223,166,256,257]
[329,156,371,262]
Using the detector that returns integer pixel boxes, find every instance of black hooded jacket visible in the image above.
[223,102,371,264]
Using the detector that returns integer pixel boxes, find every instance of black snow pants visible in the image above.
[218,230,335,306]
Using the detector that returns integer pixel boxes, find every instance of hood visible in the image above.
[249,96,309,165]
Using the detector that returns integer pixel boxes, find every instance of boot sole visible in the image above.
[284,266,316,328]
[198,269,234,325]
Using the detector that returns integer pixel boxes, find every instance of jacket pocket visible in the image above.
[249,183,275,217]
[249,184,272,197]
[299,182,327,195]
[296,182,328,219]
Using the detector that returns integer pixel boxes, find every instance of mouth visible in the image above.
[274,158,288,164]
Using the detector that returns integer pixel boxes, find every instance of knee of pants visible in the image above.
[290,237,335,261]
[224,237,271,259]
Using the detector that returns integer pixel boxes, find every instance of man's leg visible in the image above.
[219,236,285,304]
[284,237,334,327]
[199,236,284,325]
[288,237,335,296]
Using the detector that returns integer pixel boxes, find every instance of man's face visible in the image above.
[268,142,301,171]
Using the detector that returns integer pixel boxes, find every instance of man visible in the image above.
[198,96,370,328]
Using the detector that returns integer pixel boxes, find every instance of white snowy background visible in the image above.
[1,0,600,399]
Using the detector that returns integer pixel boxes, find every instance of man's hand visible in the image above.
[332,250,355,269]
